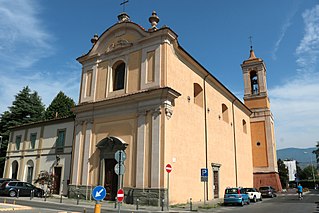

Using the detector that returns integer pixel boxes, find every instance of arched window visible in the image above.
[113,62,126,91]
[194,83,203,107]
[242,119,247,134]
[11,160,19,179]
[250,71,259,95]
[222,104,229,123]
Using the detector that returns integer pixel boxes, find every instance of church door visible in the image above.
[104,159,118,200]
[213,170,219,198]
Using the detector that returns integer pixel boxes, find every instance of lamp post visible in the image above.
[304,151,316,188]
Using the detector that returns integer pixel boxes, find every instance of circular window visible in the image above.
[256,142,261,146]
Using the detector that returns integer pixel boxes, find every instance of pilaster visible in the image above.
[136,111,147,187]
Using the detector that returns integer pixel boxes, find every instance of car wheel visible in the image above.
[9,190,17,197]
[36,191,42,197]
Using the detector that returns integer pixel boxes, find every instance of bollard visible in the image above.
[13,200,16,205]
[94,202,101,213]
[136,198,139,210]
[83,208,87,213]
[77,194,80,205]
[4,198,6,204]
[161,198,165,211]
[60,193,63,203]
[30,190,33,200]
[190,198,192,211]
[17,189,20,198]
[44,191,47,202]
[114,197,117,208]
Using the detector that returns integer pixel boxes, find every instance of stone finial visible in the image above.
[249,49,256,60]
[148,11,160,31]
[91,34,99,44]
[118,12,130,23]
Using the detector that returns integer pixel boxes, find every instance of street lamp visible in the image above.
[304,151,316,189]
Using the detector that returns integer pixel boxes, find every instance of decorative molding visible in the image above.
[163,100,173,119]
[106,39,132,53]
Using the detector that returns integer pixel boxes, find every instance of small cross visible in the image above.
[249,36,253,50]
[120,0,129,12]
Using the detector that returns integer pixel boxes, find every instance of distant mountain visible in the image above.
[277,147,317,168]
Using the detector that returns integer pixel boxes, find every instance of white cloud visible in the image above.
[272,1,299,60]
[0,0,54,69]
[295,5,319,74]
[0,0,69,114]
[272,5,319,149]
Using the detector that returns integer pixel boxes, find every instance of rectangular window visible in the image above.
[30,133,37,149]
[86,70,93,97]
[56,129,66,154]
[15,135,21,150]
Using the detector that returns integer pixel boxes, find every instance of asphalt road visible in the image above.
[0,190,318,213]
[213,190,319,213]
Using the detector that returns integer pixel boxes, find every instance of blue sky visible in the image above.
[0,0,318,149]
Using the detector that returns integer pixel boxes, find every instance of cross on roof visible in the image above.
[249,36,253,50]
[120,0,129,12]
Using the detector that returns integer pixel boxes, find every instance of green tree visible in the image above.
[313,141,319,165]
[0,86,45,177]
[277,159,289,188]
[44,91,75,120]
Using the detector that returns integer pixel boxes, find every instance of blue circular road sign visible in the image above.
[92,185,106,201]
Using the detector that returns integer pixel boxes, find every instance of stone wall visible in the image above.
[253,172,282,192]
[68,185,168,207]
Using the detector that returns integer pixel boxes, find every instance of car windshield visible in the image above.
[245,188,255,192]
[225,188,239,194]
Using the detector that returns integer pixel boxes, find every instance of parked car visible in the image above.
[0,178,17,185]
[224,187,250,206]
[0,181,44,197]
[259,186,276,198]
[244,187,262,202]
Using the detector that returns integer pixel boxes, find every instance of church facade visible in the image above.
[69,12,256,205]
[3,11,281,206]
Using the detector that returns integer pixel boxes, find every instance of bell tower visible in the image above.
[241,48,282,191]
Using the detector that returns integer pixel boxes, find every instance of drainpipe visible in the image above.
[232,99,238,187]
[203,74,209,200]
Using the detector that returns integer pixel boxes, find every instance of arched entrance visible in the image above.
[11,160,19,179]
[96,136,128,201]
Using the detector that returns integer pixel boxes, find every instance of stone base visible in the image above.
[124,188,167,206]
[253,172,282,192]
[68,185,94,200]
[67,185,167,206]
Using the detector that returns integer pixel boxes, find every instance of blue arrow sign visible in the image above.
[92,185,106,201]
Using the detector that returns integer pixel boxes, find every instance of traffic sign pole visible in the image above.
[165,164,172,211]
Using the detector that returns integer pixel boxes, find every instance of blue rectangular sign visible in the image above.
[201,168,208,177]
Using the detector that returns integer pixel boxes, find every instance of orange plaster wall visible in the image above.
[251,121,268,167]
[245,97,269,109]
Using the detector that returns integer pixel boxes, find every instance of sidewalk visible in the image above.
[0,195,224,212]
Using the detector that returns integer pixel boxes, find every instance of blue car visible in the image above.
[224,187,250,206]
